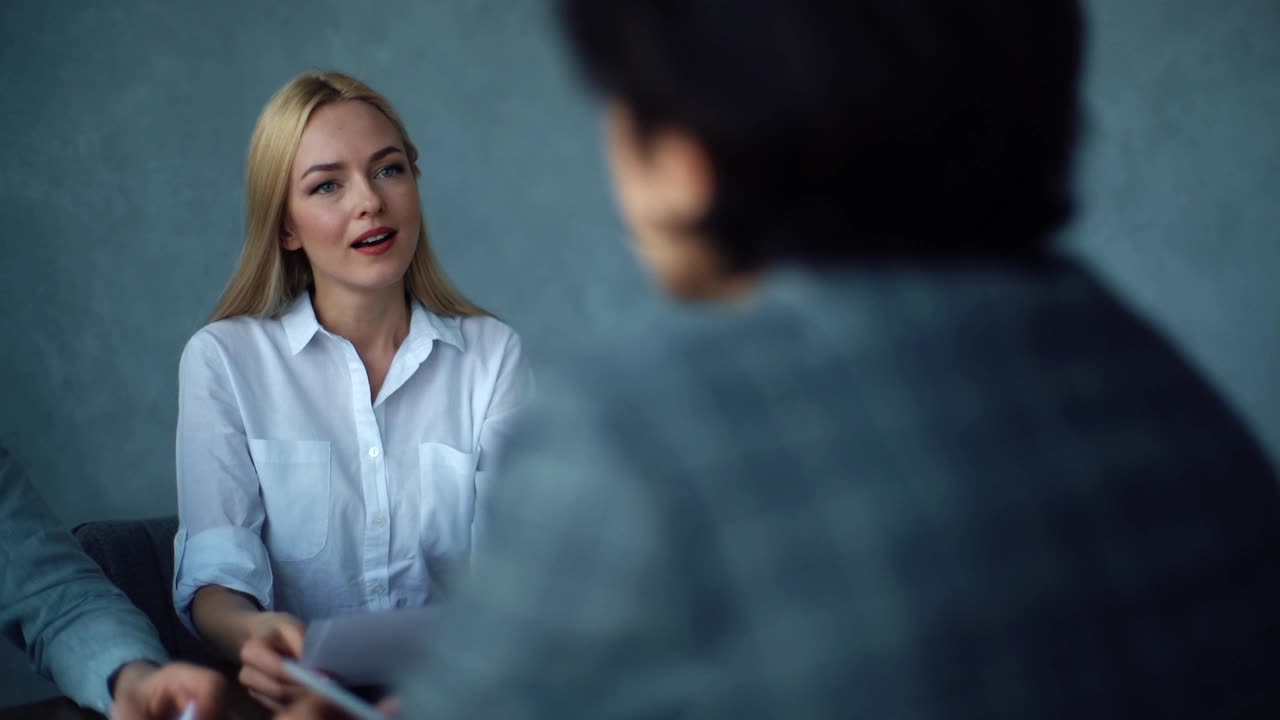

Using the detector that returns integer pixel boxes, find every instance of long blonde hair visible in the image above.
[211,71,487,321]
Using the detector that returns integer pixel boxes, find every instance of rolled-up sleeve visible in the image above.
[173,330,274,634]
[0,449,169,714]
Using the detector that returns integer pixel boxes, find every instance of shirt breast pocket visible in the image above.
[249,439,331,562]
[418,441,478,558]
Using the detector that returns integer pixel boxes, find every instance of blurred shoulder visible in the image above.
[180,313,282,364]
[458,313,522,353]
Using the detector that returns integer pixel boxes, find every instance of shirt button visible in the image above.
[373,583,386,594]
[368,447,381,458]
[375,514,386,527]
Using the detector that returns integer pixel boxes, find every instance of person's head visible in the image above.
[212,71,484,321]
[559,0,1085,299]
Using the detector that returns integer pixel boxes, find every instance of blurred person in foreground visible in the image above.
[281,0,1280,717]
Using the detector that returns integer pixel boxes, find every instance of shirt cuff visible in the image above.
[173,525,274,637]
[43,612,169,715]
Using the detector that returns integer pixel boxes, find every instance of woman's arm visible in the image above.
[193,584,306,709]
[191,585,269,661]
[174,331,274,631]
[477,328,536,465]
[175,330,305,709]
[472,327,536,554]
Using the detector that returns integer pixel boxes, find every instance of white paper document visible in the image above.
[301,606,435,686]
[283,660,384,720]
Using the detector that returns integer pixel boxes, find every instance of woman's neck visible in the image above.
[310,279,411,357]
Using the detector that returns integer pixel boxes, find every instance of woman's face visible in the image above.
[283,100,421,301]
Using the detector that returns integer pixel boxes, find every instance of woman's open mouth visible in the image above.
[351,227,398,256]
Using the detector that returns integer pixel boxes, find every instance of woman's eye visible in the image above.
[311,180,337,195]
[377,164,405,179]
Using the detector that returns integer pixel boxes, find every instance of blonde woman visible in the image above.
[172,72,531,709]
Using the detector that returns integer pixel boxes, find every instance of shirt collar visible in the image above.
[281,293,322,355]
[405,298,466,356]
[280,292,466,356]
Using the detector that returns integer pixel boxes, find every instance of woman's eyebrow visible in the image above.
[300,146,403,181]
[368,146,403,163]
[301,161,342,180]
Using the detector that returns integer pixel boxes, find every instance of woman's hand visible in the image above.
[191,585,308,711]
[239,612,307,711]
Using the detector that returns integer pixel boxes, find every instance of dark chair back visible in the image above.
[72,516,223,668]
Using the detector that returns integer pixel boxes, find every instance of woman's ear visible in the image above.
[281,224,302,251]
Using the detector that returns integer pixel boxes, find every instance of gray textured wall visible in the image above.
[1,0,1277,708]
[1067,0,1280,472]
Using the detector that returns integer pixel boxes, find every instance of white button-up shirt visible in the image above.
[172,294,532,631]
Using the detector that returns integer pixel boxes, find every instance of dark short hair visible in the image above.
[558,0,1085,269]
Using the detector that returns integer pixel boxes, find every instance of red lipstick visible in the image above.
[351,226,397,256]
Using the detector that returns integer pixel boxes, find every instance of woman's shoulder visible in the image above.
[181,314,283,362]
[456,313,519,343]
[452,313,522,360]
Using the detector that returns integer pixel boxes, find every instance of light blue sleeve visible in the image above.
[172,330,275,634]
[0,447,169,714]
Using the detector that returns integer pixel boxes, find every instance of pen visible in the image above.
[281,660,384,720]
